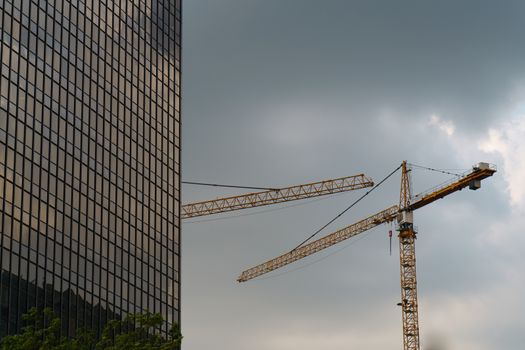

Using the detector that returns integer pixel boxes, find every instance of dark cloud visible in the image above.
[186,0,525,132]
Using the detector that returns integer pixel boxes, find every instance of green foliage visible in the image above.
[96,312,182,350]
[0,308,68,350]
[0,308,182,350]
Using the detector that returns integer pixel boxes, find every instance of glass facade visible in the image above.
[0,0,181,337]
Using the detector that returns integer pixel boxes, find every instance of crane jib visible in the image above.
[181,173,374,218]
[409,167,496,211]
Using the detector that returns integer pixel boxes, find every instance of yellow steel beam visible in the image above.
[398,228,420,350]
[398,162,420,350]
[237,205,399,282]
[182,174,374,219]
[400,160,412,210]
[409,164,496,211]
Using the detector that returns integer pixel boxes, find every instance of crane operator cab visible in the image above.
[397,210,415,237]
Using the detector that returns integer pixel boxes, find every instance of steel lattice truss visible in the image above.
[182,174,374,219]
[237,205,399,282]
[399,229,420,350]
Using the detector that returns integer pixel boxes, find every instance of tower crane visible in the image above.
[237,161,496,350]
[182,173,374,219]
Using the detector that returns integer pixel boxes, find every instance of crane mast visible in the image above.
[398,161,420,350]
[182,174,374,219]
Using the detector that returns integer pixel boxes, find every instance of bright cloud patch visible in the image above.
[421,258,525,350]
[479,116,525,209]
[429,115,456,136]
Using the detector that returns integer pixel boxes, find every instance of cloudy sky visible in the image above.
[181,1,525,349]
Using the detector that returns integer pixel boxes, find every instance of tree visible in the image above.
[96,312,182,350]
[0,308,182,350]
[0,308,67,350]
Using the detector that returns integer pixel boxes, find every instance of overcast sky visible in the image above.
[181,1,525,349]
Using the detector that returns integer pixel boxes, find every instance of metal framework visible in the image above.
[237,205,399,282]
[182,174,374,219]
[400,161,412,209]
[398,161,420,350]
[237,161,496,350]
[398,228,420,350]
[409,164,497,211]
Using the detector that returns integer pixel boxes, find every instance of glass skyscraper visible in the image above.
[0,0,181,337]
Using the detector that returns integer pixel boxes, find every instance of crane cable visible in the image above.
[408,163,465,177]
[407,163,471,201]
[181,181,278,191]
[291,163,403,251]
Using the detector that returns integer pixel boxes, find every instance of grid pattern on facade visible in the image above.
[0,0,181,337]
